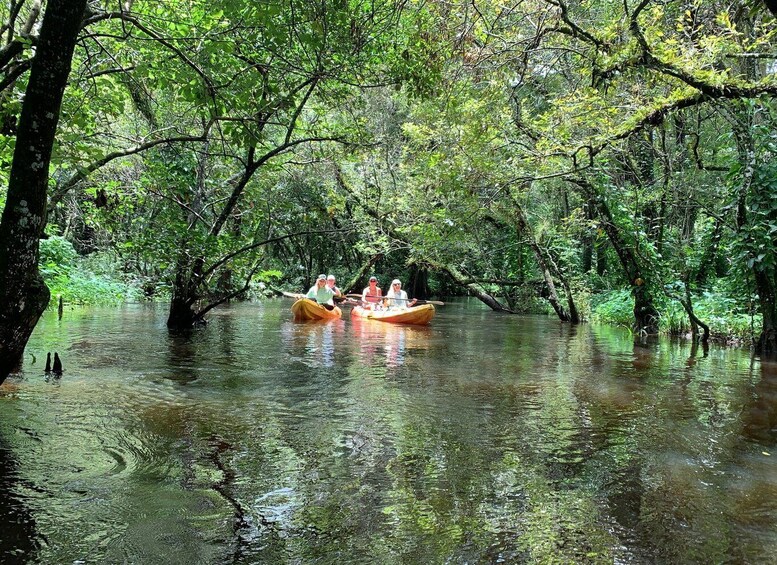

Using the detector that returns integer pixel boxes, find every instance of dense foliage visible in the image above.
[3,0,777,351]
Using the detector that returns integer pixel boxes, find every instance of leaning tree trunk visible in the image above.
[512,209,571,322]
[0,0,87,381]
[427,260,513,312]
[572,178,660,334]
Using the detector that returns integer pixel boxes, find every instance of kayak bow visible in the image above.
[350,304,435,325]
[291,298,342,321]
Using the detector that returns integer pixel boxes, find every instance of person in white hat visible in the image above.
[306,274,337,307]
[326,274,342,297]
[384,279,417,309]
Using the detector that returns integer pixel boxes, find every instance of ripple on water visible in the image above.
[1,302,771,563]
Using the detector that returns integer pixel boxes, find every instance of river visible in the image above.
[1,299,776,563]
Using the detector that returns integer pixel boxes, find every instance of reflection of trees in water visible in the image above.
[570,334,776,563]
[0,427,40,560]
[382,324,407,368]
[306,323,336,368]
[728,360,777,562]
[133,402,255,563]
[15,301,777,562]
[216,309,237,361]
[165,329,202,384]
[518,326,731,562]
[742,360,777,443]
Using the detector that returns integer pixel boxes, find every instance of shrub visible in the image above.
[39,236,142,305]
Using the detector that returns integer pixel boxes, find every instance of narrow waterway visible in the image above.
[1,299,776,563]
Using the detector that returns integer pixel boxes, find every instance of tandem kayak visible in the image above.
[291,298,342,321]
[350,304,435,325]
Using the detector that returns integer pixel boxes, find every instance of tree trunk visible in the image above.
[695,217,724,285]
[632,282,660,335]
[0,0,87,382]
[408,264,430,299]
[754,270,777,355]
[504,199,576,322]
[573,178,660,334]
[427,261,513,312]
[167,296,199,328]
[683,279,710,343]
[342,254,382,295]
[581,201,594,273]
[727,103,777,355]
[596,238,607,276]
[167,141,209,329]
[519,228,570,321]
[167,254,205,328]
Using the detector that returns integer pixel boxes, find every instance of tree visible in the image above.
[0,0,87,382]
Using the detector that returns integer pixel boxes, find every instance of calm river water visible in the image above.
[1,299,776,563]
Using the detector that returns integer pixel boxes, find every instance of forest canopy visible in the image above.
[3,0,777,379]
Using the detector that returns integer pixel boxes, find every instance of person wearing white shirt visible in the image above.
[385,279,417,309]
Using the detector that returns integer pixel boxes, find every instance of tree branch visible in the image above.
[201,228,353,281]
[82,11,217,103]
[47,132,211,209]
[209,134,344,238]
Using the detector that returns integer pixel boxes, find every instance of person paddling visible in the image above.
[306,274,337,309]
[361,276,382,310]
[326,274,343,298]
[385,279,417,309]
[328,274,357,305]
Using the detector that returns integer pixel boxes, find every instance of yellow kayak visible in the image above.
[291,298,342,321]
[350,304,435,325]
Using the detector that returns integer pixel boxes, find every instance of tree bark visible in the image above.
[167,254,205,328]
[754,270,777,354]
[511,209,571,322]
[0,0,87,382]
[426,260,513,312]
[572,178,660,334]
[581,201,594,273]
[728,103,777,355]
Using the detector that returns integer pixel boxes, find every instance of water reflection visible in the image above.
[165,329,202,384]
[0,418,40,562]
[283,319,345,368]
[743,360,777,444]
[350,317,432,369]
[1,302,776,563]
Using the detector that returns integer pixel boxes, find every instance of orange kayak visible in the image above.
[291,298,342,321]
[350,304,435,325]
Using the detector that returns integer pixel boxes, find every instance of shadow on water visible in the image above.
[0,424,40,562]
[164,328,205,384]
[742,359,777,444]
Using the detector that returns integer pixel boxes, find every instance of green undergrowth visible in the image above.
[39,236,143,305]
[591,289,759,344]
